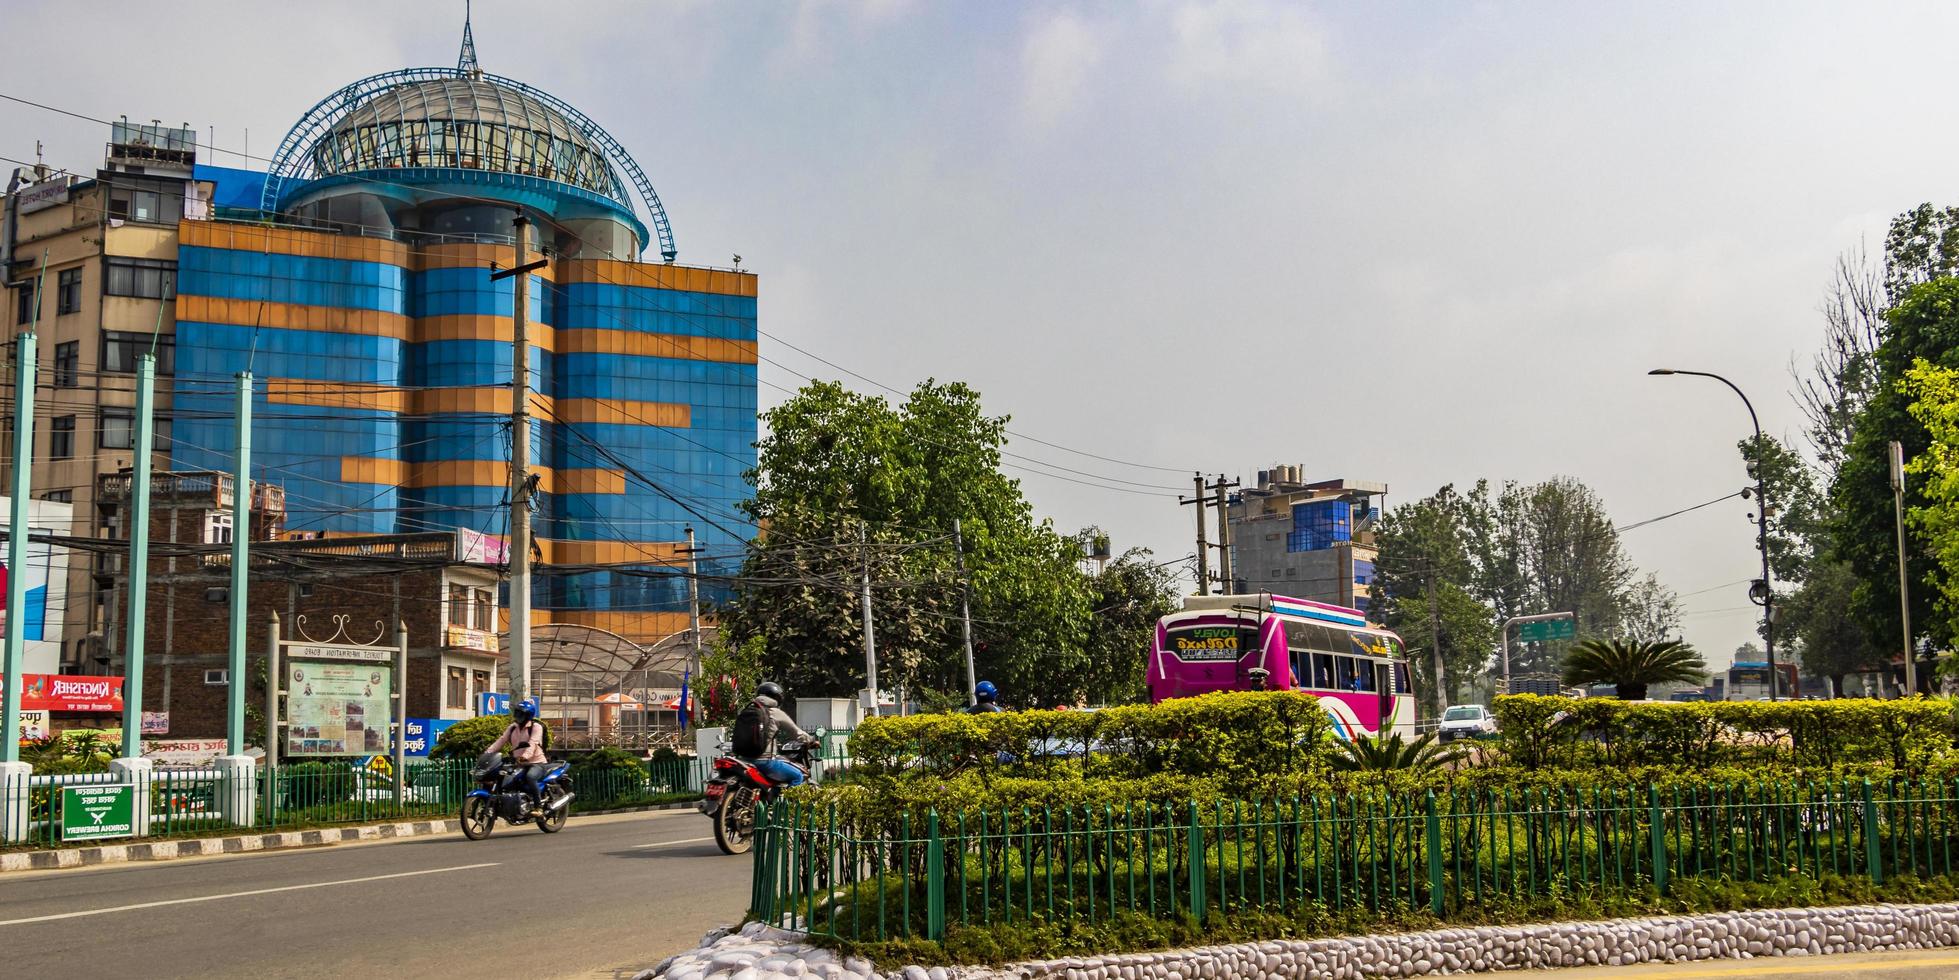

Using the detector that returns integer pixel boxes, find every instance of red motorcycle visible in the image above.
[698,740,817,854]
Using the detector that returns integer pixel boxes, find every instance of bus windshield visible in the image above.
[1162,623,1255,662]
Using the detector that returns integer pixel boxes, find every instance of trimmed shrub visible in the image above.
[430,714,510,760]
[1490,695,1953,771]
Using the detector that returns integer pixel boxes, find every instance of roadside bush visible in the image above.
[569,746,647,801]
[1490,695,1952,771]
[281,761,354,809]
[430,714,509,760]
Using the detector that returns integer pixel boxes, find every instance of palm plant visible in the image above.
[1328,731,1467,773]
[1561,637,1708,701]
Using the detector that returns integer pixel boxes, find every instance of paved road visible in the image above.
[1522,947,1959,978]
[0,809,748,979]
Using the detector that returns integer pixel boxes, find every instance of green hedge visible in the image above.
[848,691,1333,789]
[1490,694,1953,771]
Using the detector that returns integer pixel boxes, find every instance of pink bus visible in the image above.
[1147,593,1416,740]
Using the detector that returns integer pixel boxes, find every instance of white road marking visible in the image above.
[631,837,714,849]
[0,862,499,927]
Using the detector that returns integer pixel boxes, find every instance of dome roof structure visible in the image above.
[259,19,676,260]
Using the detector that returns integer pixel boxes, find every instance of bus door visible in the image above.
[1374,660,1392,727]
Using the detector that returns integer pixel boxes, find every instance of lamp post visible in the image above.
[1648,368,1780,700]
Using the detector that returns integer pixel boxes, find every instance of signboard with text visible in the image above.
[286,662,393,756]
[1164,625,1244,662]
[400,717,459,757]
[1516,618,1576,643]
[18,710,48,741]
[477,692,511,716]
[61,784,135,842]
[0,673,124,713]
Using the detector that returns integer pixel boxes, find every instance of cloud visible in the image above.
[1021,11,1105,130]
[1166,0,1330,95]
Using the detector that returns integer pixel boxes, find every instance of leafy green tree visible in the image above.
[1369,485,1491,716]
[1741,434,1825,588]
[722,380,1094,708]
[1561,638,1708,702]
[1884,204,1959,301]
[1620,573,1683,643]
[1778,559,1883,695]
[1905,358,1959,641]
[1077,547,1180,706]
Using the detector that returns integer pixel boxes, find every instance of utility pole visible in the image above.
[860,524,879,717]
[954,518,977,706]
[2,327,37,767]
[225,371,252,755]
[1209,475,1240,593]
[1181,473,1211,595]
[490,216,547,705]
[119,353,156,756]
[1426,573,1447,721]
[1891,441,1915,696]
[683,525,702,671]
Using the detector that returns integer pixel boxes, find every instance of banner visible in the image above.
[0,674,124,712]
[142,738,230,767]
[17,710,48,741]
[286,661,393,756]
[477,691,510,716]
[399,717,458,757]
[141,711,169,735]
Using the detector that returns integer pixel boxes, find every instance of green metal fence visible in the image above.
[2,755,703,851]
[751,778,1959,941]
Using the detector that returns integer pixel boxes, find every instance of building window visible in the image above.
[56,268,81,315]
[100,409,133,450]
[15,283,36,325]
[42,489,71,503]
[49,415,74,460]
[104,258,176,300]
[446,666,468,709]
[101,330,174,374]
[205,513,233,544]
[53,341,77,387]
[155,418,172,454]
[473,588,493,631]
[449,585,470,627]
[107,177,185,225]
[472,670,491,703]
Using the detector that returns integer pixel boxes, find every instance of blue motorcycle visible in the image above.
[461,751,573,839]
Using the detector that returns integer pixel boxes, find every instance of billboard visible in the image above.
[0,673,124,713]
[285,661,393,756]
[400,717,459,757]
[0,497,73,673]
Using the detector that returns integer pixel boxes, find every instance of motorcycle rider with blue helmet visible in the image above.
[486,698,548,812]
[967,680,1003,713]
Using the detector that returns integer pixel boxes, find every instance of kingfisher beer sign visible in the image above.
[0,673,125,713]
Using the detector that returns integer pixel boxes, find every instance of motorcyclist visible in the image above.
[486,698,548,811]
[967,680,1004,713]
[733,681,815,788]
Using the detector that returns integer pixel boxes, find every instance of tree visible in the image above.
[1741,434,1825,588]
[1561,638,1708,702]
[1777,559,1882,695]
[1828,278,1959,655]
[1884,204,1959,302]
[1077,548,1180,706]
[1368,485,1491,715]
[721,380,1095,708]
[1904,358,1959,642]
[1793,245,1886,469]
[1620,574,1683,643]
[1733,641,1764,662]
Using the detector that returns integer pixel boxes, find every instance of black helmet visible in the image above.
[757,681,785,702]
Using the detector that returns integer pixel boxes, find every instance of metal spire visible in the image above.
[458,0,481,76]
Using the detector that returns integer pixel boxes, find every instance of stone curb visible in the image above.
[0,798,700,874]
[648,901,1959,980]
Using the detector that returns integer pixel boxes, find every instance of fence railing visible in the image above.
[752,778,1959,943]
[2,756,704,851]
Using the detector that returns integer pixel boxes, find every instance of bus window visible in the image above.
[1313,653,1335,689]
[1394,662,1410,694]
[1354,661,1375,692]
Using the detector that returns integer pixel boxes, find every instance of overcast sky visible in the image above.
[7,1,1958,665]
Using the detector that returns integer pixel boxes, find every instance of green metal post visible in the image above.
[1425,790,1444,916]
[226,371,252,756]
[2,328,36,765]
[926,810,945,939]
[1863,779,1882,885]
[120,354,156,755]
[1186,800,1206,925]
[1649,784,1667,895]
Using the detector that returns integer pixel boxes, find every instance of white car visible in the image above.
[1437,704,1496,742]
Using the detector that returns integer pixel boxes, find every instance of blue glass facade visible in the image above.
[169,221,758,642]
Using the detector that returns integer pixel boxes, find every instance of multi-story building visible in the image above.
[1227,467,1387,615]
[2,21,756,674]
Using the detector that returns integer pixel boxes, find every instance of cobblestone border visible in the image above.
[648,902,1959,980]
[0,798,700,873]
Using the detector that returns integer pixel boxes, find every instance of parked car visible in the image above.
[1437,704,1497,742]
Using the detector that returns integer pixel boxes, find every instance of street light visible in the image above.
[1648,368,1780,700]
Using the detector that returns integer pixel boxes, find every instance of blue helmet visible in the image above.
[513,698,538,723]
[975,680,998,703]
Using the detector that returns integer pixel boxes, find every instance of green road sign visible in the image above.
[61,784,135,843]
[1516,618,1575,643]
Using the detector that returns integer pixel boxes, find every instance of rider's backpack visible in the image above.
[730,698,774,758]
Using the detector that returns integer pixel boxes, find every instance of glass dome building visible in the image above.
[165,25,755,646]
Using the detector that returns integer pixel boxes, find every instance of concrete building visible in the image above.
[3,17,756,675]
[1227,467,1387,615]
